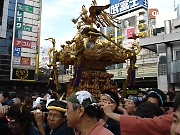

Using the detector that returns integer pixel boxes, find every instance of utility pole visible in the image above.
[174,0,176,11]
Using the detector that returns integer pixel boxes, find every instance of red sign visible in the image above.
[14,38,22,47]
[127,27,135,39]
[21,39,31,48]
[20,57,30,65]
[149,8,159,19]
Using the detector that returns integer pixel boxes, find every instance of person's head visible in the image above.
[6,103,33,134]
[99,89,119,112]
[137,91,147,98]
[65,91,98,129]
[170,93,180,135]
[124,95,142,115]
[166,91,176,102]
[13,92,32,108]
[146,89,166,107]
[0,91,11,104]
[134,102,164,118]
[47,100,67,129]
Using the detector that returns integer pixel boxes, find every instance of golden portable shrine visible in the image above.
[46,0,141,101]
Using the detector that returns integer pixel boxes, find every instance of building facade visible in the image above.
[140,5,180,91]
[0,0,42,91]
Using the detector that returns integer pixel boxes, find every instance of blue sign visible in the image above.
[14,47,21,56]
[110,0,148,16]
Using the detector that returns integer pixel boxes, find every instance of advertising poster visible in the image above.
[122,16,136,48]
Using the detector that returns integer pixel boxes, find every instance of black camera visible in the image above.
[39,99,48,112]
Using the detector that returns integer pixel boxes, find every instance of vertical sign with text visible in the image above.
[11,0,42,81]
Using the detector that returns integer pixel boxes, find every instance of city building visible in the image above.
[140,5,180,91]
[0,0,44,91]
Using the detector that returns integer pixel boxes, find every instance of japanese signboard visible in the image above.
[110,0,148,16]
[11,0,41,81]
[21,57,30,65]
[13,47,21,56]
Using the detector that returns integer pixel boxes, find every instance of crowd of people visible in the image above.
[0,89,179,135]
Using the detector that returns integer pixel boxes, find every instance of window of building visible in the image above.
[5,39,12,55]
[7,17,14,31]
[6,31,13,40]
[106,64,115,70]
[117,63,123,69]
[0,47,5,54]
[159,55,167,64]
[8,2,15,10]
[3,47,9,54]
[0,0,4,25]
[176,50,180,60]
[0,38,6,47]
[9,0,15,3]
[6,39,12,48]
[17,0,24,4]
[15,30,22,39]
[8,9,15,17]
[117,28,122,36]
[0,54,11,77]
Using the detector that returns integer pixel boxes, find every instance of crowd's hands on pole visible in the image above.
[32,110,45,125]
[32,110,46,135]
[0,105,9,118]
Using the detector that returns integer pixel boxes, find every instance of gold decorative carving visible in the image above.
[16,69,28,79]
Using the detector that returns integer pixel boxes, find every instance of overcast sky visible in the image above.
[40,0,180,53]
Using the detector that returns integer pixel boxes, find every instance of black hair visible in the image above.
[85,105,99,118]
[51,92,58,100]
[101,89,119,108]
[166,91,176,101]
[135,102,164,118]
[48,100,67,117]
[16,92,32,108]
[138,91,147,96]
[7,103,33,127]
[0,91,11,99]
[173,93,180,111]
[146,89,166,107]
